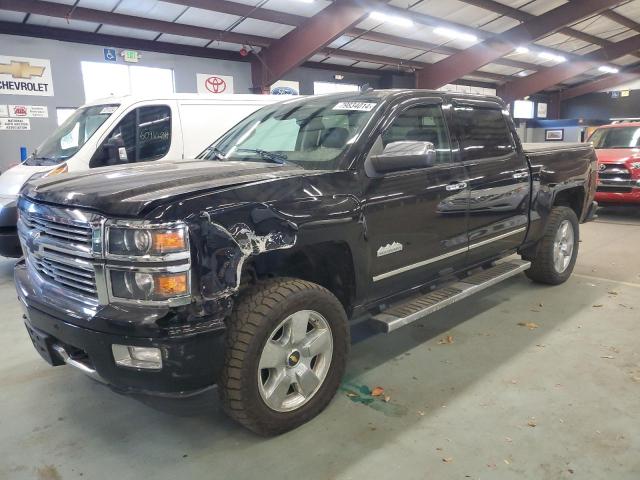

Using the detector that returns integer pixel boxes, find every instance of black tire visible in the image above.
[219,277,349,436]
[524,206,579,285]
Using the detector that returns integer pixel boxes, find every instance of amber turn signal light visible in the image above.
[155,273,188,297]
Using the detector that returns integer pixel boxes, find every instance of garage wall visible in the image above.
[561,90,640,120]
[0,33,255,171]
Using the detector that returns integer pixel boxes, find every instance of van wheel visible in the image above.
[219,278,349,436]
[524,206,579,285]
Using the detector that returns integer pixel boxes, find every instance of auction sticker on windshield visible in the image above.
[333,102,377,112]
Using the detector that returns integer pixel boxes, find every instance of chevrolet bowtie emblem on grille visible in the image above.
[0,61,45,79]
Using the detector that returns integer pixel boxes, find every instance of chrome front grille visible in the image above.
[18,199,102,301]
[32,253,98,296]
[22,213,93,247]
[598,164,630,180]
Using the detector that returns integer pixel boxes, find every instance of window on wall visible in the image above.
[313,81,360,95]
[81,62,175,103]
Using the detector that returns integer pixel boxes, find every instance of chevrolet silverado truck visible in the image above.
[15,90,597,436]
[588,122,640,204]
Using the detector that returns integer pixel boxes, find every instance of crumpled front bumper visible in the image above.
[15,261,227,397]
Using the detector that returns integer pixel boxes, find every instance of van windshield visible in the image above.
[198,95,380,170]
[24,104,119,166]
[590,126,640,149]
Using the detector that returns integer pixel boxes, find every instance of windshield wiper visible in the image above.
[236,148,289,165]
[200,147,226,160]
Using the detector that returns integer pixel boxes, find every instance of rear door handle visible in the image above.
[446,182,467,191]
[513,171,529,179]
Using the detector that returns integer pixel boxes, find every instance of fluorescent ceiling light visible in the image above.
[538,51,566,63]
[433,27,478,43]
[598,65,619,74]
[369,11,413,27]
[515,46,529,54]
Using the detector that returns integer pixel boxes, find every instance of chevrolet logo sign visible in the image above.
[0,61,45,79]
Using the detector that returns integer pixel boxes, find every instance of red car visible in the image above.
[589,122,640,204]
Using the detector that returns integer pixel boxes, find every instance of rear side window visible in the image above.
[455,107,514,161]
[90,105,171,168]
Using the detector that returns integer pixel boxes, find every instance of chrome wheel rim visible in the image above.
[257,310,333,413]
[553,220,574,274]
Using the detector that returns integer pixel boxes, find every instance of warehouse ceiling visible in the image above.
[0,0,639,99]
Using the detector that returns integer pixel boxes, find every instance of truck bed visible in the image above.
[522,142,591,155]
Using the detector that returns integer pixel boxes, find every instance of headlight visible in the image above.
[108,225,188,257]
[110,270,190,302]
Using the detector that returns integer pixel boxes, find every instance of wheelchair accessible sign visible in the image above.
[104,48,117,62]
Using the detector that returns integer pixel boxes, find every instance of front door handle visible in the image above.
[446,181,467,191]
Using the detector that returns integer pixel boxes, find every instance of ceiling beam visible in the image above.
[0,20,252,63]
[0,0,272,47]
[162,0,306,27]
[600,9,640,33]
[0,21,409,84]
[499,34,640,102]
[560,65,640,100]
[457,0,622,49]
[250,0,372,90]
[415,0,625,90]
[165,0,545,72]
[317,49,513,83]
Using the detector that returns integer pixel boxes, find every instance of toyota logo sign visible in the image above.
[598,163,607,172]
[205,76,227,94]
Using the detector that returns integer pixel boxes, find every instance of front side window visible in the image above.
[199,95,381,170]
[25,104,118,166]
[90,105,171,168]
[381,104,451,165]
[455,107,514,161]
[590,127,640,149]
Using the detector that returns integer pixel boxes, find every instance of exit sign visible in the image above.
[121,50,140,63]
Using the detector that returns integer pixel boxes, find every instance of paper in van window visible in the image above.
[333,102,377,112]
[100,106,118,114]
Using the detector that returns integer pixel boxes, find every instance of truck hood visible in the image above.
[22,159,306,217]
[595,148,640,164]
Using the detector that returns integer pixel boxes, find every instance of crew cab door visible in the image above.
[361,98,469,302]
[450,100,530,265]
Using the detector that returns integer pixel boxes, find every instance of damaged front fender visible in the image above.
[195,206,297,300]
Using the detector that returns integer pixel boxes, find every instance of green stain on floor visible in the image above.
[340,381,408,417]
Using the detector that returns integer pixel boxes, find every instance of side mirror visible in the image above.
[103,137,127,164]
[370,141,437,174]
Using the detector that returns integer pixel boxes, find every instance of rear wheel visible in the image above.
[220,278,349,436]
[524,206,579,285]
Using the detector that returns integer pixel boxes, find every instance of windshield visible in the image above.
[24,104,119,166]
[198,95,381,170]
[590,126,640,149]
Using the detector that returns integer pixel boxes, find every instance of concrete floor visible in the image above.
[1,207,639,480]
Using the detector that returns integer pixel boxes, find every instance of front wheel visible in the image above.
[219,278,349,436]
[524,206,579,285]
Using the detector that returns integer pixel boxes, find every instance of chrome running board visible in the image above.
[371,259,531,333]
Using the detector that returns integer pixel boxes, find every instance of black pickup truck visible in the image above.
[15,90,597,435]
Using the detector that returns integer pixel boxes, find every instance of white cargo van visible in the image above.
[0,93,283,257]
